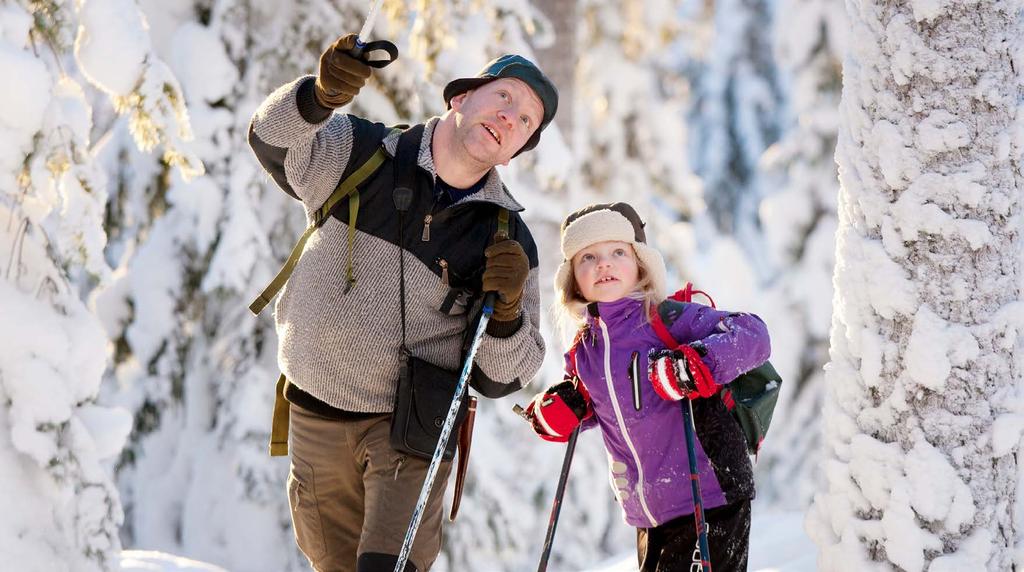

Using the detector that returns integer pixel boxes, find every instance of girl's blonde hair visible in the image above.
[553,244,661,342]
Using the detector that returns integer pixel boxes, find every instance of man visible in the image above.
[248,33,557,572]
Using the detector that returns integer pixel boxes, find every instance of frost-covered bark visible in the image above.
[753,0,847,509]
[0,0,194,570]
[809,0,1024,569]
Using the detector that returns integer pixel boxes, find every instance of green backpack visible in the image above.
[649,283,781,456]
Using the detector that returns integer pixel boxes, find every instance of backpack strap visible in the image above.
[249,134,396,315]
[671,281,716,308]
[269,374,289,456]
[650,302,680,349]
[496,206,510,241]
[261,128,400,456]
[652,281,719,347]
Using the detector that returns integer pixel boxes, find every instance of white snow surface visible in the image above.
[118,509,816,571]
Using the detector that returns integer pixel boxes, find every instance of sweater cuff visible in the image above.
[486,314,523,338]
[296,77,333,124]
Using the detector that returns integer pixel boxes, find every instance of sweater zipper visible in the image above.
[421,213,432,242]
[438,258,449,286]
[597,318,657,527]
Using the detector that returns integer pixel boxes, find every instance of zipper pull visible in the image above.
[421,214,432,242]
[439,258,449,286]
[629,351,642,411]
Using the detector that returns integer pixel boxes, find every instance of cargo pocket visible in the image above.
[288,456,327,562]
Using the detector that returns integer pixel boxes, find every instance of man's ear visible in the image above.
[450,92,468,110]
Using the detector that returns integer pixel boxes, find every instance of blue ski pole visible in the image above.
[393,292,497,572]
[681,398,712,571]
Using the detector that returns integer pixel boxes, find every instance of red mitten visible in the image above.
[525,379,593,442]
[648,345,716,401]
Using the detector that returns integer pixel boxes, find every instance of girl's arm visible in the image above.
[668,303,772,385]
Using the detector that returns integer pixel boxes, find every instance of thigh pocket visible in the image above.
[288,456,327,562]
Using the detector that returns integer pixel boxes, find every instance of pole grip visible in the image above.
[348,38,366,60]
[482,291,498,316]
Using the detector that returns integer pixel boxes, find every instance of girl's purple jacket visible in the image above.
[569,297,771,528]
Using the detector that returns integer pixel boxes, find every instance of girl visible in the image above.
[525,202,770,571]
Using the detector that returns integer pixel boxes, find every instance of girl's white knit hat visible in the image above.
[554,203,667,306]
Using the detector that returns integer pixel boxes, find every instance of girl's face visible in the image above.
[572,240,640,303]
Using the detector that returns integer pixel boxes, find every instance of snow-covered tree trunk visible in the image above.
[809,0,1024,569]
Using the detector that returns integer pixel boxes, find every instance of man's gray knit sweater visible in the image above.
[248,76,545,412]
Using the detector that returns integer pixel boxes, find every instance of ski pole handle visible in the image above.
[512,403,531,422]
[482,291,498,317]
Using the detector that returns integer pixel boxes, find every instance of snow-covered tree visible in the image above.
[808,0,1024,569]
[0,0,197,570]
[752,0,847,509]
[681,0,784,279]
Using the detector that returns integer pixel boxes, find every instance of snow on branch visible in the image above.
[74,0,203,179]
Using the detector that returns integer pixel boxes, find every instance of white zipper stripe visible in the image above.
[598,319,657,527]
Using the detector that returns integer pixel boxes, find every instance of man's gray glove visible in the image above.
[314,34,372,108]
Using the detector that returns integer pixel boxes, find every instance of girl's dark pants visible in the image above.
[636,499,751,572]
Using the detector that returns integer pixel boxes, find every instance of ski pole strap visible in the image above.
[496,207,510,241]
[269,374,290,456]
[248,146,388,315]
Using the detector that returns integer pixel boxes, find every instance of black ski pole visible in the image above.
[511,401,581,572]
[537,426,579,572]
[511,403,580,571]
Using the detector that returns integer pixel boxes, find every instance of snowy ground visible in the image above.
[121,510,815,571]
[584,510,815,572]
[121,551,228,571]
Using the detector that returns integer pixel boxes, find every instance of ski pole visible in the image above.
[681,398,712,571]
[536,426,580,572]
[393,292,498,572]
[349,0,398,67]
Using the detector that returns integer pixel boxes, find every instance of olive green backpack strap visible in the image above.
[249,145,390,316]
[259,148,387,457]
[496,207,510,241]
[269,374,290,456]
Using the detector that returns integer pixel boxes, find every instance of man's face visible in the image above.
[449,78,544,167]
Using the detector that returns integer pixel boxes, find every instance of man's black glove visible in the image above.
[314,34,372,109]
[482,240,529,322]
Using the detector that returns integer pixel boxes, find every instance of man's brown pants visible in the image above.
[288,405,451,572]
